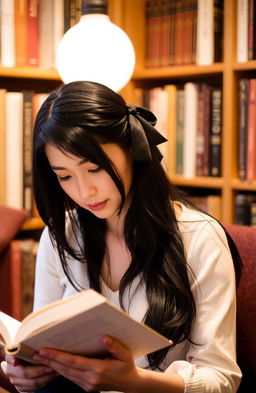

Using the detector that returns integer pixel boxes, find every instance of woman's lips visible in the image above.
[87,200,107,211]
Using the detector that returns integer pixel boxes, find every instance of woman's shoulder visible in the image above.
[177,202,228,251]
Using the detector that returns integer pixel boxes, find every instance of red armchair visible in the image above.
[225,225,256,392]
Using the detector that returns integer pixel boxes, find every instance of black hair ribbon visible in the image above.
[127,105,167,161]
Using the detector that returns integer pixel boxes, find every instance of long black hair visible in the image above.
[33,81,241,370]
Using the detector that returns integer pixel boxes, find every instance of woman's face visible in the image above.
[45,143,133,220]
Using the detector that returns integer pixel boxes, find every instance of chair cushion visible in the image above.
[225,225,256,391]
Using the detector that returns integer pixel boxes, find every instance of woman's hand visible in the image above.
[1,354,57,392]
[33,335,140,392]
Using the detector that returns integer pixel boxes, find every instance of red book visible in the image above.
[15,0,28,66]
[27,0,39,66]
[246,79,256,181]
[0,240,22,321]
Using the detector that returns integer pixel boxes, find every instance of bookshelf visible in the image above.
[2,0,256,228]
[120,0,256,225]
[0,0,122,232]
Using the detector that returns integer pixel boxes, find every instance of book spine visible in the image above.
[64,0,71,33]
[246,78,256,181]
[196,83,205,176]
[176,89,184,175]
[196,0,214,65]
[23,91,34,213]
[183,82,198,178]
[15,0,28,66]
[237,0,249,62]
[168,0,176,65]
[53,0,65,66]
[209,87,222,177]
[1,0,15,67]
[235,194,251,225]
[248,0,255,60]
[39,0,54,68]
[10,240,22,321]
[164,84,177,176]
[159,0,170,67]
[174,0,183,65]
[27,0,39,66]
[238,78,249,180]
[6,92,24,209]
[191,0,198,64]
[202,84,211,176]
[213,0,223,62]
[0,89,6,205]
[21,239,38,318]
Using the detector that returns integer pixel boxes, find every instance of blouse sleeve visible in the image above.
[33,227,65,311]
[165,219,242,393]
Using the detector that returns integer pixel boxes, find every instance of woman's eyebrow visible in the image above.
[51,158,89,171]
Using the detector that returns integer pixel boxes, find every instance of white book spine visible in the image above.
[1,0,15,67]
[183,82,198,178]
[6,92,24,209]
[196,0,214,66]
[237,0,249,63]
[53,0,64,67]
[39,0,54,68]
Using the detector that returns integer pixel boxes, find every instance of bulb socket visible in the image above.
[82,0,108,15]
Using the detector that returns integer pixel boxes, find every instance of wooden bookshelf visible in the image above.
[0,0,123,232]
[121,0,256,225]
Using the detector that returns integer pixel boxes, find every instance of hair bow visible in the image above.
[127,105,167,161]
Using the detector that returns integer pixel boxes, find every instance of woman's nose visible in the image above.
[77,179,96,200]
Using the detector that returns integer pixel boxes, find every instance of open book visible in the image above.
[0,289,172,363]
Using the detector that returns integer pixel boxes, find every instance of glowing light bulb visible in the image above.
[56,13,136,92]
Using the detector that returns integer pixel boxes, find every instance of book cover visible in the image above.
[175,89,185,175]
[196,0,214,65]
[209,87,222,177]
[196,83,208,176]
[0,289,171,364]
[183,82,198,178]
[0,89,7,205]
[248,0,254,60]
[5,92,24,209]
[238,79,249,180]
[237,0,249,62]
[27,0,39,66]
[39,0,54,68]
[0,240,22,321]
[1,0,15,67]
[15,0,28,66]
[213,0,223,62]
[164,84,177,177]
[53,0,65,67]
[22,91,34,214]
[246,79,256,181]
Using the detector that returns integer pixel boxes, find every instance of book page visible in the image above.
[0,312,21,345]
[16,289,105,344]
[19,302,171,360]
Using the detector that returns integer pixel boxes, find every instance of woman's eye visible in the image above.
[88,166,101,173]
[58,175,71,182]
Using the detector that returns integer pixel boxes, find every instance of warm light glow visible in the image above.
[56,14,136,92]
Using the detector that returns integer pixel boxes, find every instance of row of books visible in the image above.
[0,89,48,212]
[235,193,256,227]
[145,0,223,67]
[237,0,256,62]
[0,0,81,69]
[238,78,256,181]
[132,82,222,178]
[0,237,38,320]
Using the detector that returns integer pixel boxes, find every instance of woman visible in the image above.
[2,81,241,393]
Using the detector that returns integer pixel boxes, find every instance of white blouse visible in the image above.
[33,204,242,393]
